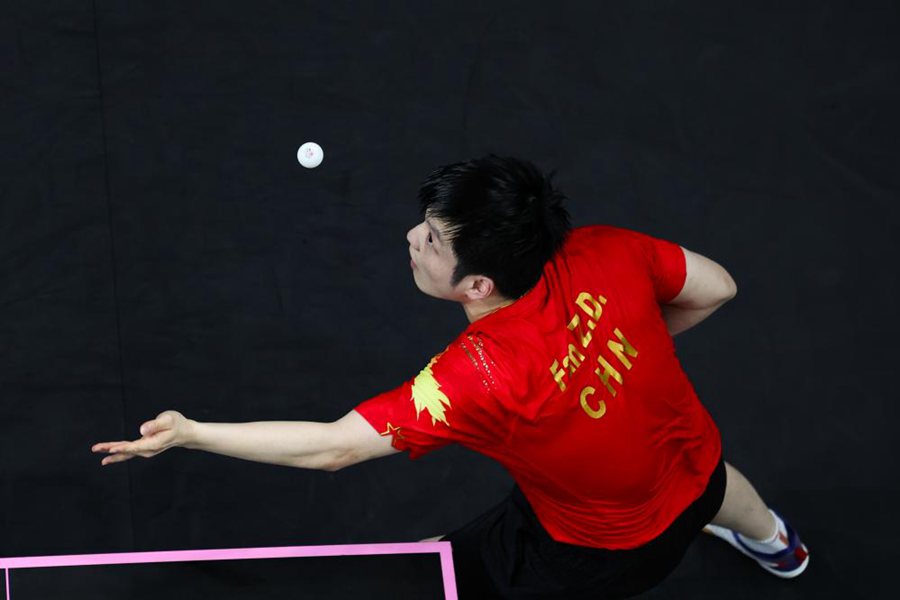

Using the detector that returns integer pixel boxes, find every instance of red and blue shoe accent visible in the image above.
[703,510,810,578]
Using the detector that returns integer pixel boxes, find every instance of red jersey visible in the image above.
[354,225,722,549]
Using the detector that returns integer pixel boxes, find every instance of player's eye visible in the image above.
[427,232,433,245]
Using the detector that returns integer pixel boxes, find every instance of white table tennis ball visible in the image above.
[297,141,324,168]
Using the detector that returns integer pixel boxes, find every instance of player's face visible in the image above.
[406,216,462,300]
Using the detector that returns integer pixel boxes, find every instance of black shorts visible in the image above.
[444,453,726,600]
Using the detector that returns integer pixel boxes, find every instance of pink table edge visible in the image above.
[0,542,457,600]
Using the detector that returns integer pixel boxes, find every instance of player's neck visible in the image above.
[463,295,516,323]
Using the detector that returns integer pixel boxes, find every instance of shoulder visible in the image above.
[454,320,546,403]
[563,224,641,250]
[438,331,505,395]
[552,225,651,269]
[566,224,680,258]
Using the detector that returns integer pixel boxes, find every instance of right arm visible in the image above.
[661,247,737,336]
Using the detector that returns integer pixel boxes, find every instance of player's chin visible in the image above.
[414,281,440,299]
[413,285,432,298]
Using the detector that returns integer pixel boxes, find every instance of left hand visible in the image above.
[91,410,194,466]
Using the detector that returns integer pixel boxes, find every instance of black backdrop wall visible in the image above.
[1,1,897,598]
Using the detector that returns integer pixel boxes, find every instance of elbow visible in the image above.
[724,275,738,300]
[292,450,349,472]
[319,448,355,472]
[715,268,737,303]
[722,282,737,302]
[321,461,344,473]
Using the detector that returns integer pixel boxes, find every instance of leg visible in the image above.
[710,461,777,541]
[705,460,811,578]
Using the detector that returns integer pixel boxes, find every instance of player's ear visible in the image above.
[465,275,495,301]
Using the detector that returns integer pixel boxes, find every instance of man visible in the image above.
[93,155,810,598]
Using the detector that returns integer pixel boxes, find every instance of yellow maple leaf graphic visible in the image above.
[411,353,452,426]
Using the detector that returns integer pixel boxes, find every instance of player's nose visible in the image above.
[406,226,418,250]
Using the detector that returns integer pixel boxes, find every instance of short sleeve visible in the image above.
[353,337,500,460]
[628,229,687,304]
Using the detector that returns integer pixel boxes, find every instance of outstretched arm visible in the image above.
[92,409,399,471]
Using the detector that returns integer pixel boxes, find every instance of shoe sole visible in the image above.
[702,523,810,578]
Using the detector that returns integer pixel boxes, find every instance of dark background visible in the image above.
[1,1,897,598]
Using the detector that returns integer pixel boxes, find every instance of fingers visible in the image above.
[94,412,182,467]
[93,440,144,453]
[100,452,136,466]
[92,434,170,466]
[92,441,130,453]
[92,441,138,466]
[109,438,158,456]
[94,442,159,465]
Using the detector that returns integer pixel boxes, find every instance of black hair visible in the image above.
[417,154,571,299]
